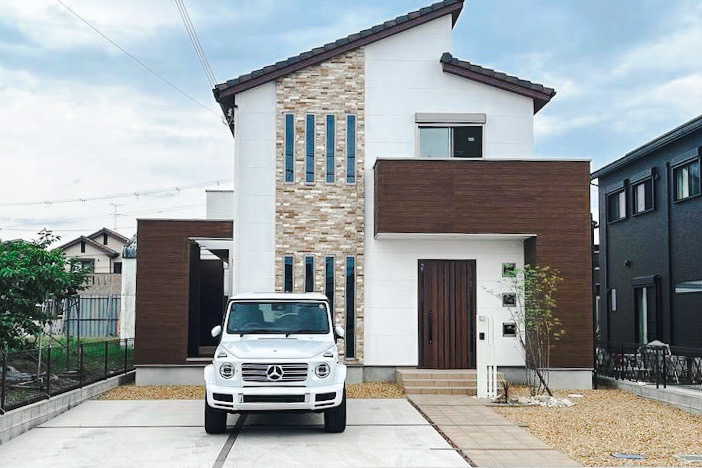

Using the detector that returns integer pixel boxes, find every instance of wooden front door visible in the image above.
[418,260,476,369]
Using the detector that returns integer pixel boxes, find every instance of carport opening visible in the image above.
[188,238,231,358]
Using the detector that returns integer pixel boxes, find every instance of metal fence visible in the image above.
[595,341,702,390]
[43,296,120,339]
[0,338,134,414]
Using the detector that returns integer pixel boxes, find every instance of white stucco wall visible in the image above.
[362,16,535,367]
[206,190,234,220]
[119,257,136,339]
[232,82,277,294]
[61,242,116,274]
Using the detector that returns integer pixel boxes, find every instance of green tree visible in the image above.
[0,230,86,351]
[497,264,564,396]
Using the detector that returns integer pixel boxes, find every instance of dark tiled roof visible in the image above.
[56,236,120,258]
[214,0,464,103]
[86,227,129,243]
[591,114,702,179]
[440,53,556,113]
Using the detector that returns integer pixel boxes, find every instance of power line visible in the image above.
[55,0,222,119]
[175,0,217,88]
[0,179,231,207]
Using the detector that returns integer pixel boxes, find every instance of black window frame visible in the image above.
[344,256,356,359]
[326,115,335,184]
[113,261,122,274]
[305,114,315,184]
[346,115,356,184]
[283,255,294,292]
[606,186,627,224]
[304,255,315,292]
[325,256,335,314]
[284,113,295,183]
[672,156,701,203]
[631,176,655,216]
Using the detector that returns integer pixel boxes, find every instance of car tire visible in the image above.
[323,387,346,433]
[204,399,227,434]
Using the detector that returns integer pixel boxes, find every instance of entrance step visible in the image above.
[198,346,216,357]
[396,368,502,396]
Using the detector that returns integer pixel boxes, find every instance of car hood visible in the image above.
[221,338,333,360]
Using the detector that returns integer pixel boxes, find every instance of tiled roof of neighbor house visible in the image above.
[592,113,702,179]
[213,0,465,103]
[56,236,120,258]
[440,53,556,113]
[86,227,129,244]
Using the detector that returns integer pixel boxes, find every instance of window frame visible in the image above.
[344,256,356,359]
[113,261,122,274]
[283,255,294,293]
[416,122,485,159]
[325,114,335,184]
[324,256,335,314]
[346,114,357,185]
[606,186,627,224]
[305,114,316,185]
[631,175,655,216]
[284,113,295,183]
[304,255,315,292]
[672,156,701,203]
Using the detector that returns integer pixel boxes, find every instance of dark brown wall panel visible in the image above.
[375,159,593,369]
[135,220,232,365]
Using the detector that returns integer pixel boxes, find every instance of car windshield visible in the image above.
[226,301,330,335]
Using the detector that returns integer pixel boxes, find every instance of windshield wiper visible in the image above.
[285,329,324,337]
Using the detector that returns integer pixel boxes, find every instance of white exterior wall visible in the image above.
[119,257,136,339]
[363,16,535,367]
[232,82,277,294]
[206,190,234,220]
[61,242,116,274]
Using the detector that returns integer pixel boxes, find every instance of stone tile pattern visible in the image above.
[409,394,581,467]
[274,49,365,361]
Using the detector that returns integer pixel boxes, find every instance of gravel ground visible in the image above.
[99,382,403,400]
[492,387,702,466]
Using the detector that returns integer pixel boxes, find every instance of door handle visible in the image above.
[428,311,433,344]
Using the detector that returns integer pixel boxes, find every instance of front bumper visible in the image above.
[206,382,344,412]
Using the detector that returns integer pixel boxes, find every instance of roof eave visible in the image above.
[441,61,555,114]
[214,1,464,102]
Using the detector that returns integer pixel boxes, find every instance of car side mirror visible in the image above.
[334,325,345,339]
[211,325,222,338]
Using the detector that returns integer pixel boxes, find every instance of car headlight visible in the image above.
[315,362,331,378]
[219,362,235,379]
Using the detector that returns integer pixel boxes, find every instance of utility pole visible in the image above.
[109,203,123,230]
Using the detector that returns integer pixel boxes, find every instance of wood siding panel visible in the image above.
[135,220,232,365]
[375,159,592,369]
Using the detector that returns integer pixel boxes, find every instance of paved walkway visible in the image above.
[408,394,581,467]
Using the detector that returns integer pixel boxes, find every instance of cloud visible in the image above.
[0,66,232,241]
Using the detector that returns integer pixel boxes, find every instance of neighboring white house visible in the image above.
[57,227,129,274]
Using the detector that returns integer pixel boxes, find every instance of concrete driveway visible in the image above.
[0,399,469,468]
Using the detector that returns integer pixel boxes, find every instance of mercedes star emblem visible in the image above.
[266,365,284,381]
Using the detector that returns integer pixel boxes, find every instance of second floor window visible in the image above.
[326,115,335,183]
[632,178,654,214]
[306,115,315,184]
[347,115,356,184]
[607,189,626,222]
[284,114,294,182]
[674,159,700,201]
[419,125,483,158]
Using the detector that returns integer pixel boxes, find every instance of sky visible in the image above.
[1,0,701,243]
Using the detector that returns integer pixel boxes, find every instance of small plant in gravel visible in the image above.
[489,264,564,397]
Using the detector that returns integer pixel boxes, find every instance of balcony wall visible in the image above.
[373,158,593,368]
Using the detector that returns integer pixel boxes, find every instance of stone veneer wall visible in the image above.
[274,49,365,362]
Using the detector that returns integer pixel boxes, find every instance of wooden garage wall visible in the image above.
[134,220,232,365]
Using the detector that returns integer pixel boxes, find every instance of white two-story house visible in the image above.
[139,0,593,389]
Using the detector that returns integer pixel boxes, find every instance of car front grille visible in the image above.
[241,363,309,382]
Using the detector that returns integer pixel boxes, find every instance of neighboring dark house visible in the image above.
[592,114,702,348]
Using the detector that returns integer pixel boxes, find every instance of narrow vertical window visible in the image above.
[284,255,294,292]
[326,115,335,183]
[346,115,356,184]
[325,257,335,313]
[345,256,356,358]
[284,114,294,182]
[305,256,315,292]
[306,114,315,184]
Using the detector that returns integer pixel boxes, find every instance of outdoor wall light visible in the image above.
[624,259,631,268]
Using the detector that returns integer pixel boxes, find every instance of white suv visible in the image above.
[204,292,347,433]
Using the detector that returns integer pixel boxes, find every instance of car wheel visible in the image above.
[323,387,346,433]
[204,399,227,434]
